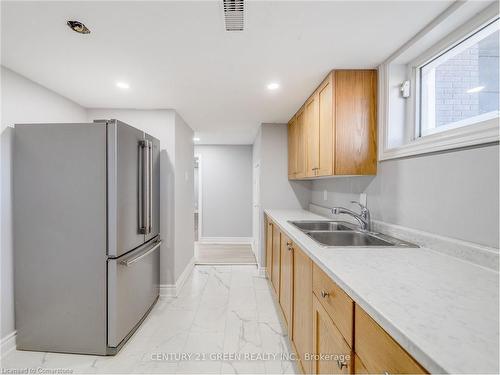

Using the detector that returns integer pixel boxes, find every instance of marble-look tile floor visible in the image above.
[1,265,299,374]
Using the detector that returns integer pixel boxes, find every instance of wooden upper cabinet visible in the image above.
[306,94,319,177]
[295,107,307,178]
[317,74,334,176]
[334,70,377,175]
[287,118,297,179]
[279,233,294,333]
[288,69,377,179]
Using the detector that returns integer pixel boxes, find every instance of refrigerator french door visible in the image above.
[107,120,160,257]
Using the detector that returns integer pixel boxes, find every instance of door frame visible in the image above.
[252,161,261,264]
[194,154,202,242]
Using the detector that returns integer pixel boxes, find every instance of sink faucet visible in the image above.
[331,201,371,231]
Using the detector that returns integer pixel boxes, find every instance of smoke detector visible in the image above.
[223,0,244,31]
[67,20,91,34]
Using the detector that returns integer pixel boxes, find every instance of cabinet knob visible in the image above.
[337,360,348,370]
[321,290,329,298]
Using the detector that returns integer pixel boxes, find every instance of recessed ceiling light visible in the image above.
[193,137,200,142]
[466,86,485,93]
[267,82,280,90]
[116,82,130,89]
[67,20,91,34]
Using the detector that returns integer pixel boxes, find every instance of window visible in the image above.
[419,19,499,137]
[380,3,500,161]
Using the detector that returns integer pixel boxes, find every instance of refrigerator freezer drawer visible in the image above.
[107,238,161,348]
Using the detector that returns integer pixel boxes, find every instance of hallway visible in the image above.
[2,266,298,374]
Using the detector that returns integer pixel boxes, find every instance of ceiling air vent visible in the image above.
[223,0,244,31]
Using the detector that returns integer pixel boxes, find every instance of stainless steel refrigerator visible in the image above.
[13,119,160,355]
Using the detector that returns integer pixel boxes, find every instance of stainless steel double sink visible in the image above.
[289,220,418,248]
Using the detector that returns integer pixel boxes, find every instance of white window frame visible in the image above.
[379,2,500,161]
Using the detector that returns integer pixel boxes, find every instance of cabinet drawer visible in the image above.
[312,295,353,374]
[313,263,354,346]
[354,305,427,374]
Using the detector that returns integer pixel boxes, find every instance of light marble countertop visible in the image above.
[265,209,499,374]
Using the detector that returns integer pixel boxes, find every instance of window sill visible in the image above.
[379,117,499,161]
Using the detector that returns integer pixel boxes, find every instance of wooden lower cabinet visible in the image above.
[312,295,353,374]
[271,224,281,295]
[353,354,369,374]
[263,216,427,375]
[265,218,273,280]
[312,263,354,347]
[354,305,427,374]
[292,246,313,374]
[279,233,294,331]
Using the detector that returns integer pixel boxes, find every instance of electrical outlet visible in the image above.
[323,190,328,201]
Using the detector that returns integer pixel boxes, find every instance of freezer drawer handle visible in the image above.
[120,240,162,266]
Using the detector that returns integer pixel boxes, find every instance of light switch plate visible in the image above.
[323,190,328,201]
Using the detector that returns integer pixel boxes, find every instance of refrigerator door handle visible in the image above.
[139,140,149,234]
[148,140,153,234]
[119,240,161,266]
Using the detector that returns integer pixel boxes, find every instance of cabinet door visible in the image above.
[318,75,334,176]
[334,70,377,175]
[306,95,319,177]
[295,107,307,178]
[265,218,273,280]
[271,225,281,295]
[312,295,353,374]
[279,234,293,331]
[353,354,369,374]
[354,305,427,374]
[288,118,297,179]
[292,246,313,374]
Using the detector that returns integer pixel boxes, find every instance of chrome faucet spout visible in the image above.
[331,201,371,231]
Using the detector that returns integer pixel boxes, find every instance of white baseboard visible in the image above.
[1,330,16,357]
[258,266,267,277]
[159,257,195,298]
[198,237,253,244]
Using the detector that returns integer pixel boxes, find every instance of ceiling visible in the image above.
[1,0,460,144]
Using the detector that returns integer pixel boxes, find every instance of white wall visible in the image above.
[1,67,88,340]
[253,123,311,266]
[173,113,194,282]
[311,144,500,249]
[194,145,253,239]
